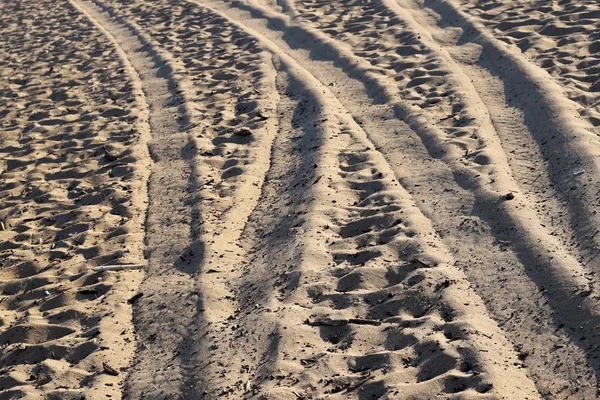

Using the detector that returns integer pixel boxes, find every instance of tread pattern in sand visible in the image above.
[216,64,540,398]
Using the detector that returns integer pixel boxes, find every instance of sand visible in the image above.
[0,0,598,398]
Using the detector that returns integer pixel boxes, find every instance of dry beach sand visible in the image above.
[0,0,598,398]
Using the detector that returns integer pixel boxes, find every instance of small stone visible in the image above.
[234,127,252,136]
[104,146,120,162]
[103,362,119,376]
[256,110,269,120]
[505,192,515,200]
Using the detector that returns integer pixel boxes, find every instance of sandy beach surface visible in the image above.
[0,0,598,398]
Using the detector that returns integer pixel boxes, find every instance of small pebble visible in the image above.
[234,127,252,136]
[256,110,269,120]
[103,362,119,376]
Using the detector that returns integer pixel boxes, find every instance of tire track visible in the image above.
[395,0,600,395]
[214,43,540,400]
[73,0,282,397]
[415,0,600,270]
[196,0,600,396]
[70,1,207,397]
[58,0,598,397]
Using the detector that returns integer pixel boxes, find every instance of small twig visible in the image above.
[306,318,381,327]
[412,258,433,268]
[480,332,493,339]
[346,374,375,392]
[103,362,119,376]
[530,173,543,185]
[181,121,202,132]
[92,264,145,272]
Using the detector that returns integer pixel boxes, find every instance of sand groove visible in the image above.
[72,0,281,397]
[69,0,208,397]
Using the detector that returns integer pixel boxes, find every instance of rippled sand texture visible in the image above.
[458,0,599,128]
[1,0,599,398]
[0,0,148,398]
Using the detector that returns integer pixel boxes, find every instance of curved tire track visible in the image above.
[70,0,207,397]
[90,0,542,397]
[197,0,600,396]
